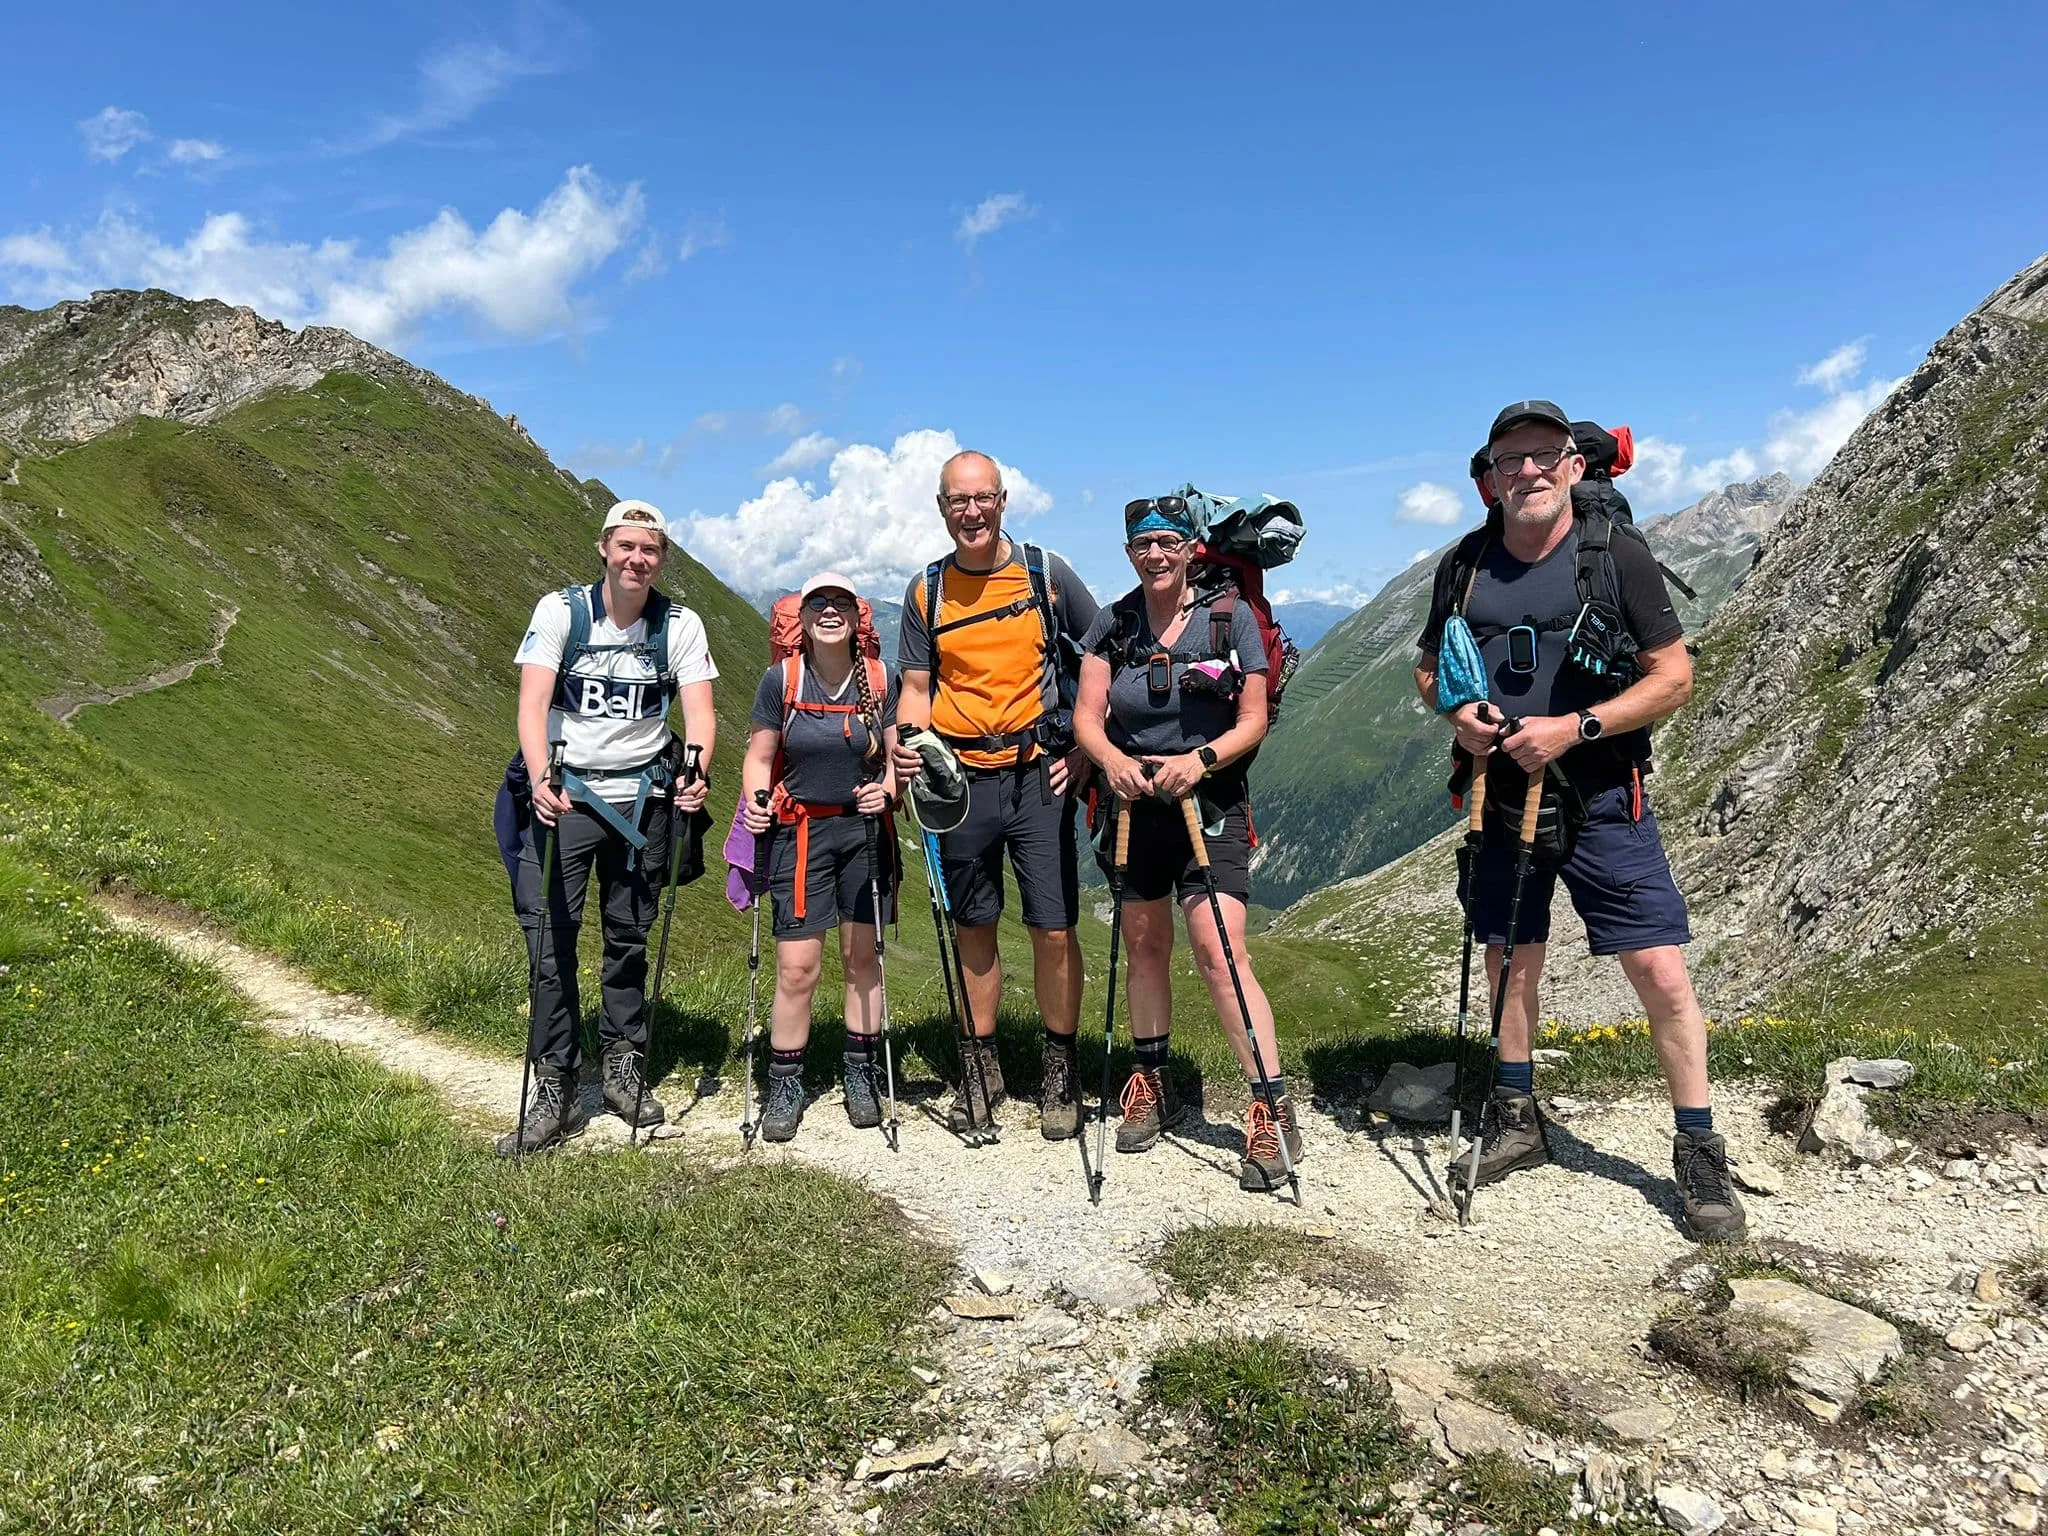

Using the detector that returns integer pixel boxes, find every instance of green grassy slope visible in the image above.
[0,368,765,929]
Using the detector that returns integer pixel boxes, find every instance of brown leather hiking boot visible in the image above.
[945,1039,1005,1135]
[1115,1067,1183,1153]
[1674,1129,1748,1244]
[495,1065,582,1158]
[1239,1095,1304,1192]
[600,1043,665,1128]
[1448,1087,1550,1196]
[1039,1036,1080,1141]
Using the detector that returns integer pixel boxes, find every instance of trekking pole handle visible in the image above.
[546,740,565,795]
[1178,796,1211,871]
[1517,769,1544,851]
[1114,798,1132,871]
[1467,758,1487,830]
[682,743,704,786]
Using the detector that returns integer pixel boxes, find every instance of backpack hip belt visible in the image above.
[560,748,674,865]
[768,788,895,922]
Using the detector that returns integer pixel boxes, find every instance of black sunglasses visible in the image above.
[1124,496,1190,521]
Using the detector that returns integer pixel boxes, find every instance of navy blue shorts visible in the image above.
[1472,780,1691,955]
[939,761,1080,930]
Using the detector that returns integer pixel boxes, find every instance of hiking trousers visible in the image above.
[516,797,672,1072]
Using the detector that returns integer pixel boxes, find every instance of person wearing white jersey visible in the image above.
[497,499,718,1156]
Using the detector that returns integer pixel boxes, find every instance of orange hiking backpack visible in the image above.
[765,591,890,756]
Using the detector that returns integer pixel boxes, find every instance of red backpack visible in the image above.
[765,592,889,759]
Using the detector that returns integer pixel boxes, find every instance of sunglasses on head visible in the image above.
[1124,496,1190,521]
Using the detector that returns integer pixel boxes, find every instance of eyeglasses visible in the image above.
[940,490,1004,514]
[803,593,854,613]
[1126,534,1188,556]
[1124,496,1190,521]
[1490,446,1575,477]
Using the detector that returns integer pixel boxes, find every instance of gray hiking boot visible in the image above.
[843,1056,884,1129]
[1115,1067,1183,1153]
[1039,1036,1081,1141]
[1239,1095,1305,1192]
[600,1043,665,1128]
[495,1065,580,1158]
[1448,1087,1550,1195]
[760,1071,807,1143]
[1674,1129,1749,1244]
[945,1040,1005,1135]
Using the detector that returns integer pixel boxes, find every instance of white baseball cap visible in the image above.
[602,499,669,541]
[800,570,859,601]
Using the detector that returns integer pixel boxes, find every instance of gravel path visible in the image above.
[104,897,2048,1535]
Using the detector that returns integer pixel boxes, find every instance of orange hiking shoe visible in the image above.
[1115,1066,1183,1153]
[1239,1095,1304,1192]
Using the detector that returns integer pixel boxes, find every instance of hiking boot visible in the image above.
[1239,1095,1305,1192]
[1447,1087,1550,1196]
[760,1072,807,1143]
[944,1040,1005,1135]
[1674,1129,1749,1244]
[1115,1067,1183,1153]
[495,1066,580,1158]
[600,1043,665,1128]
[1039,1037,1081,1141]
[843,1056,884,1129]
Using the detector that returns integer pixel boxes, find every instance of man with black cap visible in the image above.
[1412,401,1745,1243]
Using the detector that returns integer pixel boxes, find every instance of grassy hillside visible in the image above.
[0,367,765,930]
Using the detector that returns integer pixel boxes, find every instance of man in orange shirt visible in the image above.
[893,450,1099,1139]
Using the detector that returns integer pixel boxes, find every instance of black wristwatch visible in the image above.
[1196,745,1219,775]
[1576,710,1604,742]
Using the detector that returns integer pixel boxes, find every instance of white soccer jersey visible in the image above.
[514,588,719,801]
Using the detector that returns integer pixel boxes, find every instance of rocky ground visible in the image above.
[109,901,2048,1536]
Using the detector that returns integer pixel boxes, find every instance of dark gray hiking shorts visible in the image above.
[937,760,1079,930]
[764,811,897,939]
[1473,779,1691,954]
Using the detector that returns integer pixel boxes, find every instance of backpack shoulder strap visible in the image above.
[562,583,596,669]
[643,589,676,699]
[780,653,805,734]
[1574,508,1618,610]
[921,558,948,662]
[1023,542,1063,709]
[1204,578,1240,660]
[1097,589,1146,673]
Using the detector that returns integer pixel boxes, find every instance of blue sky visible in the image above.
[5,1,2046,606]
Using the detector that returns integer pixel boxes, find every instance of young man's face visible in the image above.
[1485,424,1583,527]
[600,525,667,591]
[936,455,1005,562]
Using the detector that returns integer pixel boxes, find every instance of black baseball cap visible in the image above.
[1486,399,1572,444]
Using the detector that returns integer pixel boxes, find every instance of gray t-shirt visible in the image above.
[1079,592,1268,757]
[750,659,901,806]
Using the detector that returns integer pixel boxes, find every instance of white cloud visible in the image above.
[0,166,643,347]
[571,438,647,472]
[1393,481,1464,525]
[167,138,226,164]
[678,214,732,261]
[761,403,805,435]
[956,192,1035,250]
[81,106,151,162]
[1080,488,1096,506]
[760,432,839,476]
[1266,584,1370,607]
[1796,339,1867,392]
[1629,340,1904,504]
[681,429,1053,594]
[1409,547,1434,565]
[334,6,588,154]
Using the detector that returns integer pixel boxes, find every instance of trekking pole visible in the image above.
[516,741,566,1166]
[631,744,701,1148]
[863,809,900,1153]
[916,819,994,1146]
[1459,741,1546,1227]
[740,788,770,1148]
[1088,797,1131,1206]
[1178,794,1300,1206]
[1446,759,1488,1199]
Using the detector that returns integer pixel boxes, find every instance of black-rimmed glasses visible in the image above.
[1490,446,1575,477]
[941,490,1004,514]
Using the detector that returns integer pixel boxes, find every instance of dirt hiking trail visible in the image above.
[105,897,2048,1535]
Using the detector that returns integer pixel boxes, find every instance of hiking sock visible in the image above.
[1044,1027,1076,1055]
[1674,1104,1714,1135]
[1133,1034,1171,1072]
[769,1046,807,1079]
[1496,1059,1535,1095]
[843,1030,880,1064]
[1251,1073,1287,1102]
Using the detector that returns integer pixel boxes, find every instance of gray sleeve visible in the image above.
[1048,553,1100,640]
[881,665,901,729]
[897,571,934,674]
[749,666,786,732]
[1230,600,1268,672]
[1078,604,1116,658]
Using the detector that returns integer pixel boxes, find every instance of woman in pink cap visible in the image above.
[739,572,900,1141]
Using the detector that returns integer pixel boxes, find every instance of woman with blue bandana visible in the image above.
[1073,494,1302,1193]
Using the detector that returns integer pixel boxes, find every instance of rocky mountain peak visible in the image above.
[0,288,493,447]
[1648,471,1799,546]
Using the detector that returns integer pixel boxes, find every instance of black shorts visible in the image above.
[1094,794,1252,905]
[1473,780,1690,955]
[765,812,897,939]
[938,761,1080,930]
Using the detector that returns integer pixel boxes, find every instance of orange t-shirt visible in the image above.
[907,557,1055,769]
